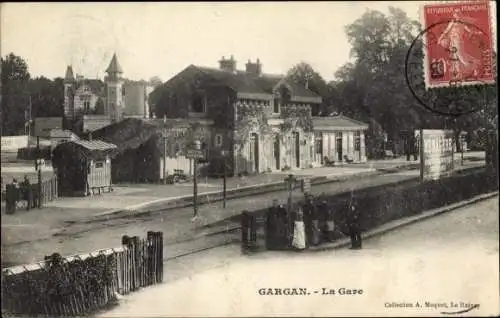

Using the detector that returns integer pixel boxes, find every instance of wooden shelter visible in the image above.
[52,140,117,196]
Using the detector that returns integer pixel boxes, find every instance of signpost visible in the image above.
[186,149,204,159]
[163,115,167,185]
[419,129,455,182]
[301,178,311,195]
[186,141,204,221]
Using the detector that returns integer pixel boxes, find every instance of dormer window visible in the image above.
[192,92,206,113]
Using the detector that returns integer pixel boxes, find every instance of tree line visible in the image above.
[284,7,497,155]
[3,6,496,153]
[1,53,65,136]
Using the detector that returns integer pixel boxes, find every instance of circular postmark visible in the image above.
[405,18,494,118]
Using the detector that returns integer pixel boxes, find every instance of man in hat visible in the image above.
[347,198,362,249]
[266,200,279,250]
[22,175,32,210]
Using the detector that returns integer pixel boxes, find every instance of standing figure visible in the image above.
[22,175,32,210]
[266,199,288,250]
[303,194,319,246]
[12,179,20,207]
[275,201,289,249]
[291,205,306,250]
[347,199,362,250]
[324,201,336,242]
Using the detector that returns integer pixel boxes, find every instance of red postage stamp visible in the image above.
[421,1,495,88]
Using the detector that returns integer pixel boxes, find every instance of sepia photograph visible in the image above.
[1,1,498,317]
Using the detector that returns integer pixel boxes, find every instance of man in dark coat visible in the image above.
[266,199,288,250]
[266,200,278,250]
[22,175,32,210]
[347,199,362,249]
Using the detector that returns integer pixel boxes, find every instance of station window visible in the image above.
[354,131,361,151]
[215,134,223,147]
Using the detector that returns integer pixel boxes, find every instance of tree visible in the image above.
[286,62,331,115]
[149,76,163,87]
[331,7,452,157]
[28,76,64,118]
[1,53,31,136]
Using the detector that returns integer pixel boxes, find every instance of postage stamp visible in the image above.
[420,1,495,89]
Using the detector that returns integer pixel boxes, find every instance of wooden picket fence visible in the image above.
[1,231,163,317]
[39,173,58,205]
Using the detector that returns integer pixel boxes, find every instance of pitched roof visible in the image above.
[312,115,369,131]
[64,66,75,83]
[72,139,117,151]
[50,129,77,139]
[91,118,159,153]
[83,115,111,132]
[77,79,105,95]
[106,53,123,74]
[184,65,321,102]
[52,139,117,163]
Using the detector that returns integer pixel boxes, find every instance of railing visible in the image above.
[2,231,164,317]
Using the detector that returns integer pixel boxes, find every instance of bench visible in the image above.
[323,157,336,167]
[90,186,113,196]
[343,155,354,164]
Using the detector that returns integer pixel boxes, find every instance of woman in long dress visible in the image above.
[292,205,307,250]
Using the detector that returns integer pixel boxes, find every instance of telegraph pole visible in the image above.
[221,149,229,208]
[163,114,167,184]
[188,140,202,221]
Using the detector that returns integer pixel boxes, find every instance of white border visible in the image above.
[420,0,496,89]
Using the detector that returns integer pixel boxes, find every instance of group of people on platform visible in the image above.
[3,176,35,214]
[265,194,362,251]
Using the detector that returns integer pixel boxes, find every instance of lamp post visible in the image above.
[35,136,42,208]
[221,149,229,208]
[192,139,201,221]
[163,114,167,184]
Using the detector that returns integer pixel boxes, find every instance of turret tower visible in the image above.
[104,53,124,122]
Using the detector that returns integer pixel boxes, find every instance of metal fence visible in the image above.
[2,231,164,316]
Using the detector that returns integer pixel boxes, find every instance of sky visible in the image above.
[1,1,497,83]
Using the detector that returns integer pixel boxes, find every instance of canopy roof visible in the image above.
[312,115,369,132]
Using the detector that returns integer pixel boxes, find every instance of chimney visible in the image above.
[88,131,92,141]
[304,71,312,90]
[245,58,262,77]
[219,55,237,73]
